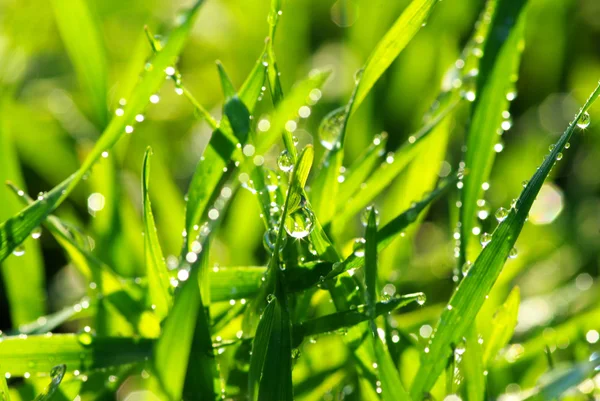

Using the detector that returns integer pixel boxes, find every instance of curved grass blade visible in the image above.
[33,365,66,401]
[216,61,236,100]
[153,247,215,401]
[239,45,268,113]
[16,297,92,335]
[209,266,265,302]
[0,0,205,264]
[353,0,441,111]
[50,0,108,125]
[409,82,600,399]
[459,1,528,265]
[0,334,152,376]
[142,148,172,321]
[248,299,276,400]
[0,99,45,326]
[482,286,520,365]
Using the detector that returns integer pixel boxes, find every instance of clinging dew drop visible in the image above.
[577,112,591,129]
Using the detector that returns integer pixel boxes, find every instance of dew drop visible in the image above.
[360,206,380,227]
[461,261,472,276]
[495,207,509,222]
[31,227,42,239]
[508,247,518,259]
[266,294,276,303]
[577,112,590,129]
[416,293,427,306]
[277,151,293,172]
[352,238,366,257]
[319,107,346,150]
[284,207,315,239]
[13,246,25,257]
[480,232,492,247]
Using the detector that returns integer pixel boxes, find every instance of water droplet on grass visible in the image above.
[31,227,42,239]
[13,246,25,257]
[495,207,508,222]
[360,206,380,226]
[277,151,293,172]
[577,112,590,129]
[284,207,315,239]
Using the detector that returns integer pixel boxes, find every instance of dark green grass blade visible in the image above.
[482,286,520,365]
[33,365,66,401]
[0,99,45,326]
[0,334,152,376]
[142,148,172,320]
[248,300,276,400]
[153,249,215,401]
[0,0,205,264]
[522,356,600,401]
[353,0,441,111]
[410,82,600,399]
[50,0,108,125]
[459,0,528,264]
[0,373,9,401]
[216,61,236,100]
[364,207,378,324]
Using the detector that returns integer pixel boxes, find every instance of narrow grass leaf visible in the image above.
[209,266,266,302]
[142,148,172,321]
[248,300,276,400]
[266,0,284,106]
[16,297,92,335]
[153,248,215,401]
[216,61,237,100]
[50,0,108,125]
[364,207,378,325]
[0,373,9,401]
[33,365,66,401]
[410,82,600,399]
[239,46,268,112]
[459,2,528,264]
[353,0,440,111]
[0,0,205,264]
[482,286,520,366]
[461,327,485,401]
[0,334,152,376]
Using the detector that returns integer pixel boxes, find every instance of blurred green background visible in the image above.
[1,0,600,398]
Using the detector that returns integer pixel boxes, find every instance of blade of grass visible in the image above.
[209,266,265,302]
[50,0,108,126]
[353,0,441,111]
[33,365,66,401]
[153,245,215,401]
[0,97,46,326]
[0,334,152,376]
[0,0,205,264]
[461,327,485,401]
[409,82,600,399]
[142,148,172,321]
[16,297,93,335]
[0,373,9,401]
[459,0,528,265]
[239,46,268,113]
[266,0,284,106]
[482,286,520,366]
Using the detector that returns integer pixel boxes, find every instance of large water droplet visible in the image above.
[508,247,518,259]
[13,246,25,257]
[416,293,427,306]
[360,206,380,227]
[263,229,287,252]
[31,227,42,240]
[480,232,492,247]
[284,207,315,239]
[495,207,508,222]
[319,107,346,150]
[461,261,472,276]
[277,151,293,172]
[577,112,591,129]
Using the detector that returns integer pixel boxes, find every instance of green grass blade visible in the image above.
[353,0,440,111]
[364,207,378,324]
[50,0,108,125]
[248,300,276,400]
[0,0,205,264]
[216,61,237,100]
[266,0,284,106]
[16,297,91,335]
[153,248,215,401]
[142,148,172,321]
[209,266,265,302]
[0,373,10,401]
[0,334,152,376]
[409,82,600,399]
[0,98,46,326]
[482,286,520,365]
[461,327,485,401]
[374,338,412,401]
[331,100,457,226]
[459,2,528,264]
[239,46,268,112]
[33,365,65,401]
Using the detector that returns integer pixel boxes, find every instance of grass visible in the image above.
[0,0,599,400]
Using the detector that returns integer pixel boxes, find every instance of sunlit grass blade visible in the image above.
[142,148,172,321]
[209,266,265,302]
[461,327,485,401]
[153,247,215,401]
[248,300,276,400]
[482,286,520,365]
[336,132,387,209]
[459,1,528,265]
[266,0,284,106]
[409,82,600,399]
[0,99,45,326]
[353,0,441,111]
[217,61,237,100]
[50,0,108,125]
[16,297,92,335]
[330,100,457,226]
[364,207,379,324]
[239,46,268,112]
[33,365,65,401]
[521,355,600,401]
[0,0,205,264]
[0,334,152,376]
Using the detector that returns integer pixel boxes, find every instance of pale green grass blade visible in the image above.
[364,207,379,324]
[522,356,600,401]
[248,300,276,400]
[461,327,485,401]
[353,0,441,111]
[33,365,65,401]
[0,334,152,376]
[459,2,528,264]
[153,248,215,401]
[266,0,284,106]
[16,297,91,335]
[409,82,600,399]
[0,373,9,401]
[142,148,171,321]
[209,266,265,302]
[331,101,457,226]
[0,98,45,326]
[217,61,237,100]
[374,339,412,401]
[239,46,268,112]
[0,0,205,264]
[50,0,108,125]
[482,286,520,365]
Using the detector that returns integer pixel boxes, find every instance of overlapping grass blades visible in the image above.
[410,82,600,399]
[0,0,205,264]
